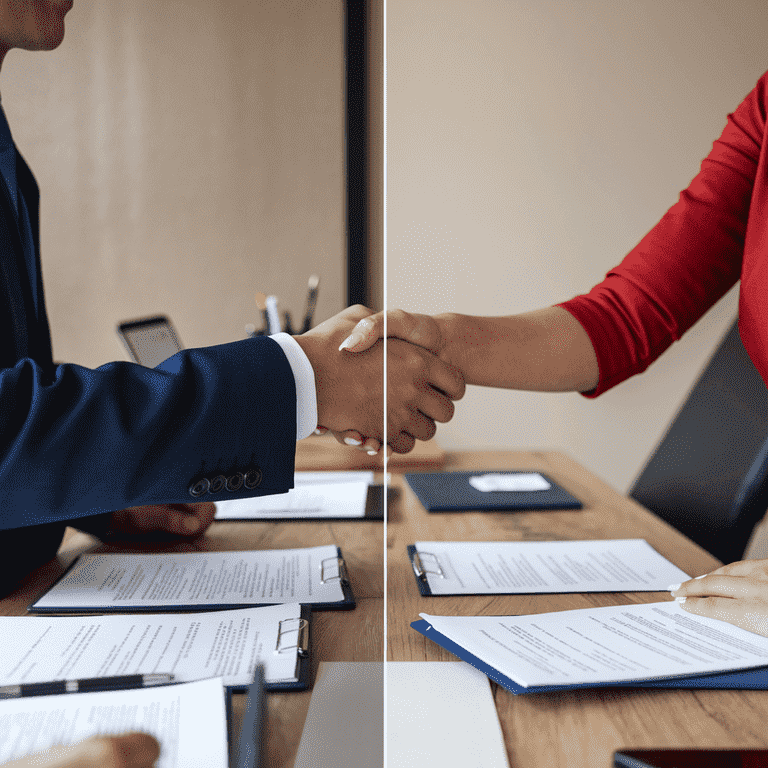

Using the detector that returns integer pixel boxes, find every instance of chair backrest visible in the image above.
[629,318,768,564]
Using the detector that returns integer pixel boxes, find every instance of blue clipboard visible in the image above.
[410,619,768,693]
[404,471,582,513]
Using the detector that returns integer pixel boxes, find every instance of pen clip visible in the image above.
[320,556,348,585]
[412,551,445,580]
[274,617,310,657]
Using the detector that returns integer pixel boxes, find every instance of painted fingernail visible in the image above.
[344,437,362,446]
[367,449,378,455]
[339,333,361,351]
[695,574,707,579]
[314,427,327,435]
[668,583,681,592]
[675,596,686,604]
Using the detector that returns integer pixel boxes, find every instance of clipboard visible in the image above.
[410,619,768,694]
[404,471,582,512]
[216,484,391,521]
[28,547,356,613]
[407,545,443,596]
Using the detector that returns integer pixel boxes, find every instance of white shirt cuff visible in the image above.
[270,332,318,440]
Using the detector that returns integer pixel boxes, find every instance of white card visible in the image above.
[468,473,551,492]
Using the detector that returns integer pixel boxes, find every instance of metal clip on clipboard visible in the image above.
[274,617,310,657]
[411,551,446,580]
[319,556,349,585]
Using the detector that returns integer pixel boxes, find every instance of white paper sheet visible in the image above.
[32,545,345,610]
[293,471,375,485]
[468,472,550,492]
[0,677,228,768]
[421,601,768,688]
[387,662,510,768]
[215,480,369,519]
[414,539,690,594]
[0,604,301,688]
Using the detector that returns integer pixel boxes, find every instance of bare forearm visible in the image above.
[435,307,599,392]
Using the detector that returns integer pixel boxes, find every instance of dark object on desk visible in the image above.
[234,666,266,768]
[614,749,768,768]
[404,471,582,512]
[117,315,183,367]
[410,619,768,694]
[630,319,768,564]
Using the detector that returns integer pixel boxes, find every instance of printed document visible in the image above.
[32,545,345,610]
[421,601,768,688]
[414,539,689,594]
[0,604,301,688]
[215,476,370,520]
[0,677,228,768]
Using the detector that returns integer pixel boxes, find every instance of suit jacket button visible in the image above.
[209,475,226,494]
[188,478,210,498]
[226,472,244,491]
[244,468,262,489]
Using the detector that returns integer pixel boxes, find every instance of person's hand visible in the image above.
[329,309,457,453]
[1,733,160,768]
[338,309,445,357]
[74,502,217,540]
[294,306,464,453]
[670,560,768,637]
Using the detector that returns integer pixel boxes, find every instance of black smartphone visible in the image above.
[614,749,768,767]
[117,315,183,367]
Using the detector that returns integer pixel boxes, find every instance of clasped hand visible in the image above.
[294,305,463,453]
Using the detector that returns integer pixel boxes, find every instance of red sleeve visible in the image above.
[558,72,767,397]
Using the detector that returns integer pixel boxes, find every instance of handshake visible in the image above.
[293,305,461,455]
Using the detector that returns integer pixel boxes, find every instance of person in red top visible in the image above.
[343,71,768,639]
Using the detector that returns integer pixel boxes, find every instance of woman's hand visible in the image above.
[325,310,455,453]
[670,559,768,637]
[338,310,444,356]
[1,733,160,768]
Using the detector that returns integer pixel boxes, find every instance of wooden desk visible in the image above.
[387,450,768,767]
[0,472,384,768]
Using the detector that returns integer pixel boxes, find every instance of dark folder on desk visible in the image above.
[410,619,768,694]
[404,471,582,512]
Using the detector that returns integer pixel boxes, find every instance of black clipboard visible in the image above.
[28,547,356,613]
[404,471,582,512]
[410,619,768,694]
[216,484,391,521]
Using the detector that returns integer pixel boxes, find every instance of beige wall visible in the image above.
[2,0,345,368]
[387,0,768,493]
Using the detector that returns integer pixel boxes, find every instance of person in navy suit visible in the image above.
[0,4,463,587]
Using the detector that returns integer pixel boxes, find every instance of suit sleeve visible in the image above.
[0,335,297,530]
[558,72,767,396]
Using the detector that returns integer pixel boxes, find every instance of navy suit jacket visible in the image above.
[0,150,297,591]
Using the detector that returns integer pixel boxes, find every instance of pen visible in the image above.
[254,292,269,335]
[265,295,281,334]
[301,274,320,333]
[0,673,175,699]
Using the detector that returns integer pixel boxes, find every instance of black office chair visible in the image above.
[629,318,768,564]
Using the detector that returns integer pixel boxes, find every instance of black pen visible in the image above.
[300,274,320,333]
[0,673,175,699]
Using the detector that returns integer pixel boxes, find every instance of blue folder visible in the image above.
[410,619,768,693]
[404,471,582,512]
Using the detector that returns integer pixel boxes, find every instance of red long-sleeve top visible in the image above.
[559,71,768,397]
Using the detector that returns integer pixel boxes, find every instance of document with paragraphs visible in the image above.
[413,602,768,693]
[409,539,690,595]
[30,545,353,612]
[0,677,229,768]
[0,604,307,690]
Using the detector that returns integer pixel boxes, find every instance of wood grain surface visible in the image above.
[387,451,768,767]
